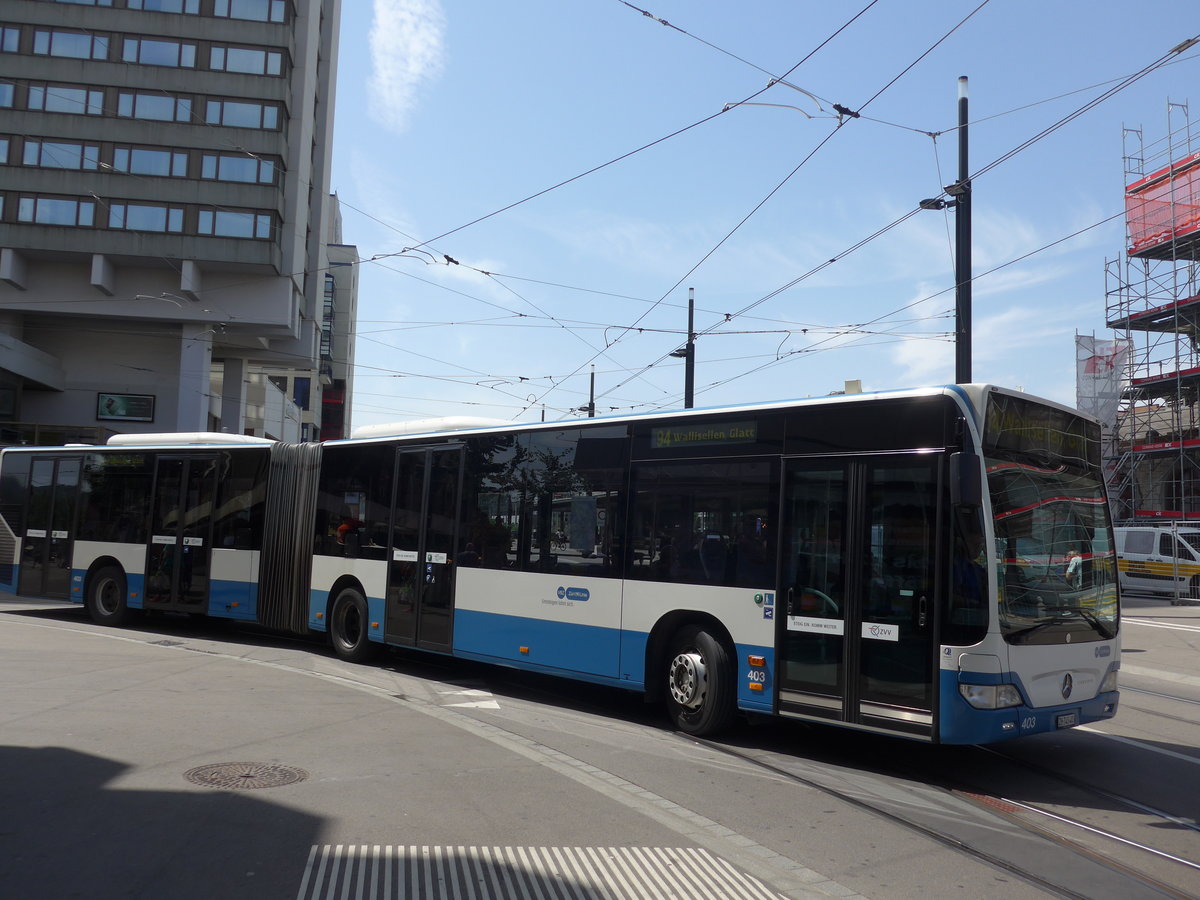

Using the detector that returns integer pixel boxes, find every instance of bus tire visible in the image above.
[664,624,736,736]
[329,587,376,664]
[86,566,132,627]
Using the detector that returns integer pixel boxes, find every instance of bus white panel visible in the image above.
[455,568,621,630]
[72,540,147,578]
[621,580,776,647]
[310,556,388,600]
[209,548,259,585]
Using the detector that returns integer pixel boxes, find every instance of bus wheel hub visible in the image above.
[670,651,707,708]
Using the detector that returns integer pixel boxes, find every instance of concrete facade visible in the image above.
[0,0,351,442]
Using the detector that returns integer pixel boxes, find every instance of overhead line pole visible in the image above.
[920,77,972,384]
[671,287,696,408]
[954,75,972,384]
[685,287,695,408]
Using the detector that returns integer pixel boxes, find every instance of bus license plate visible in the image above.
[1056,713,1078,728]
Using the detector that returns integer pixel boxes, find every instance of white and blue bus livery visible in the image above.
[0,385,1119,744]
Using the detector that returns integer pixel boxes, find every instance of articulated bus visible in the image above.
[0,385,1120,743]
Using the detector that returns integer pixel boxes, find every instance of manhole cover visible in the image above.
[184,762,308,790]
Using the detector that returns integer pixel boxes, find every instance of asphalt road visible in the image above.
[2,591,1197,899]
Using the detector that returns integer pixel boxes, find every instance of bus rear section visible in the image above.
[0,437,316,633]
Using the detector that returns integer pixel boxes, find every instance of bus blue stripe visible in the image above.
[454,608,622,679]
[207,580,257,620]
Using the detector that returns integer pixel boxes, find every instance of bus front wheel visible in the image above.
[664,625,736,736]
[86,566,132,627]
[329,587,376,664]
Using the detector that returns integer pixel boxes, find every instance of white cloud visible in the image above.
[369,0,446,134]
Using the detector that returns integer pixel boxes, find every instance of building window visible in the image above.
[214,0,286,22]
[112,146,189,177]
[293,377,311,411]
[205,99,279,129]
[0,83,13,107]
[210,46,283,76]
[28,84,106,116]
[18,196,95,227]
[200,153,276,184]
[197,208,273,239]
[1,28,19,53]
[123,37,196,68]
[0,138,8,164]
[33,30,110,60]
[23,140,101,171]
[108,203,184,233]
[127,0,199,12]
[117,92,192,122]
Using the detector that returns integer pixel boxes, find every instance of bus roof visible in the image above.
[105,432,276,447]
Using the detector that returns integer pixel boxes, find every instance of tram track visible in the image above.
[950,789,1199,900]
[690,736,1102,900]
[464,658,1200,898]
[1123,685,1200,706]
[973,745,1200,837]
[962,745,1200,897]
[689,733,1197,900]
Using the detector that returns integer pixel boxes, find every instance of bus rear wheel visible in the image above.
[664,625,736,736]
[86,566,132,627]
[329,587,376,663]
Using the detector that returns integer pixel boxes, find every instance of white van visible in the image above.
[1115,525,1200,595]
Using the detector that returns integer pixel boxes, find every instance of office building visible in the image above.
[0,0,350,443]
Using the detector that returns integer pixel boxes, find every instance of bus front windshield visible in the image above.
[988,459,1118,644]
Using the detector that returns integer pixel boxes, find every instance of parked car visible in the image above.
[1115,525,1200,595]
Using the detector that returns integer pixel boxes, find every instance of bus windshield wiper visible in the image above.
[1005,606,1114,643]
[1005,619,1064,643]
[1056,605,1115,640]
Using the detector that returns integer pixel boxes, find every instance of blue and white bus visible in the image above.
[0,385,1120,743]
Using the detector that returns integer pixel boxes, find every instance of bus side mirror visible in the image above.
[951,452,982,509]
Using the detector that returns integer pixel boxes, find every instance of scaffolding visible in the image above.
[1106,104,1200,523]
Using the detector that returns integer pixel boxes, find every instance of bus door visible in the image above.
[19,456,82,599]
[385,445,464,652]
[778,455,939,738]
[144,455,218,612]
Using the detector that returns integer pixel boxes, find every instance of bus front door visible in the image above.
[144,456,218,613]
[19,456,82,599]
[779,456,938,738]
[385,445,463,652]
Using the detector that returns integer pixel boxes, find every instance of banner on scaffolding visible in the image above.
[1075,336,1129,428]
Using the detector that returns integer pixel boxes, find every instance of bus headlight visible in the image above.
[959,683,1023,710]
[1099,666,1119,693]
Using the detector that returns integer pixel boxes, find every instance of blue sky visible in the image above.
[330,0,1199,432]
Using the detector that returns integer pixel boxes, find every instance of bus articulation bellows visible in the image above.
[0,384,1120,743]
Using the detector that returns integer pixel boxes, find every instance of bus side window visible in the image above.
[945,507,988,646]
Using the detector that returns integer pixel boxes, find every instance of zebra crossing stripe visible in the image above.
[296,845,792,899]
